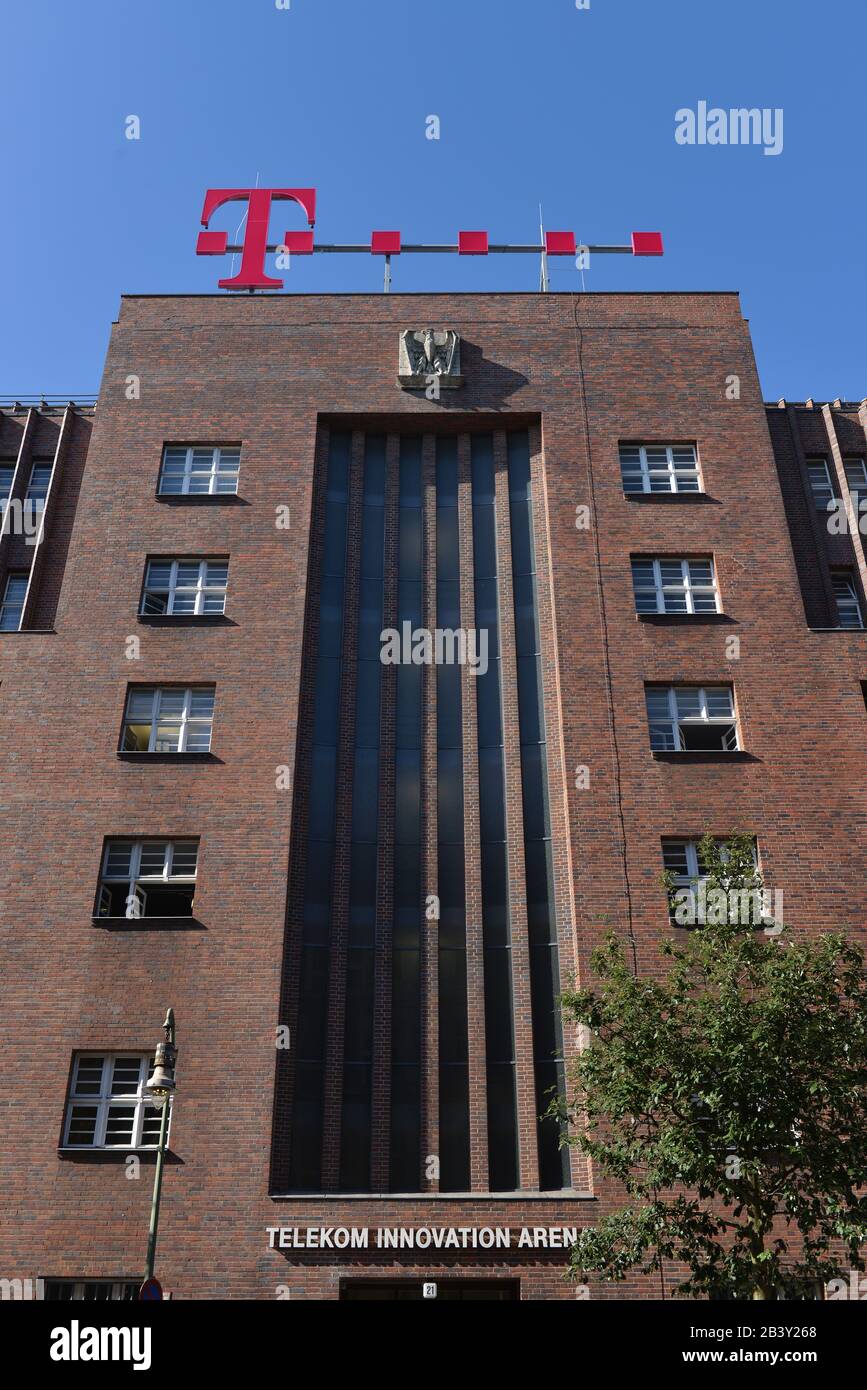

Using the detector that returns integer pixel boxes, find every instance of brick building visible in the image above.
[1,290,864,1300]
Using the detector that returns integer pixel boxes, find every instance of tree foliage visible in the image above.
[553,835,867,1299]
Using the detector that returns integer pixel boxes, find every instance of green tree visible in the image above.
[553,835,867,1299]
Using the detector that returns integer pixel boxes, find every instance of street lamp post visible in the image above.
[143,1009,177,1284]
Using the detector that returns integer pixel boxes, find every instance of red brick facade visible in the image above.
[1,291,864,1300]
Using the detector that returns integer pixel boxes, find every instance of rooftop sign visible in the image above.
[195,187,663,292]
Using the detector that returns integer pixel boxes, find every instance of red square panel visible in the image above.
[631,231,664,256]
[459,230,488,255]
[371,231,401,255]
[196,230,228,256]
[281,231,314,255]
[545,231,577,257]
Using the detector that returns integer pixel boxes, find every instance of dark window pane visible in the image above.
[470,434,495,502]
[360,505,385,578]
[439,1065,470,1192]
[521,742,551,840]
[525,839,555,941]
[436,439,458,505]
[296,945,329,1059]
[354,660,381,748]
[363,437,386,503]
[509,499,534,576]
[399,438,423,506]
[390,1065,421,1192]
[437,844,465,943]
[478,746,506,844]
[397,580,423,632]
[437,579,461,631]
[393,847,421,947]
[289,1061,323,1189]
[323,502,348,576]
[438,949,468,1061]
[344,949,375,1061]
[339,1064,371,1191]
[399,509,422,582]
[486,1063,519,1192]
[535,1059,570,1191]
[392,950,420,1062]
[529,943,562,1061]
[437,507,459,579]
[514,574,539,655]
[475,663,502,749]
[312,659,341,746]
[326,434,351,501]
[317,575,344,656]
[481,841,509,942]
[474,576,499,657]
[348,842,377,944]
[395,750,421,843]
[472,504,497,580]
[436,662,462,749]
[484,947,515,1062]
[437,747,464,843]
[517,655,544,744]
[357,579,384,659]
[395,662,422,749]
[352,747,379,841]
[303,840,334,941]
[507,430,531,500]
[308,746,337,840]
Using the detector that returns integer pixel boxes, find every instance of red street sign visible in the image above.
[139,1277,163,1301]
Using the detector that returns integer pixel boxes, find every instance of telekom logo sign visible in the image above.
[196,188,317,290]
[195,186,663,292]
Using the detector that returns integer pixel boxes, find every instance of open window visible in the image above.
[646,685,739,752]
[95,839,198,918]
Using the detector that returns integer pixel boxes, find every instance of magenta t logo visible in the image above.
[196,187,316,290]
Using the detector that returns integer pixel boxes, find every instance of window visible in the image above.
[662,838,759,922]
[63,1053,167,1149]
[0,465,13,510]
[646,685,739,751]
[806,458,834,509]
[832,570,864,629]
[631,557,719,614]
[25,462,53,511]
[96,838,199,918]
[158,445,240,496]
[0,573,27,631]
[844,457,867,509]
[122,686,215,753]
[43,1280,140,1301]
[140,558,228,616]
[619,443,701,494]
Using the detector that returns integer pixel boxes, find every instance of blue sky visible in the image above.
[2,0,864,400]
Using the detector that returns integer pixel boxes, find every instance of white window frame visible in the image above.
[662,838,759,918]
[158,445,240,497]
[844,456,867,508]
[25,462,53,512]
[645,685,739,752]
[0,572,27,631]
[0,465,13,510]
[631,557,720,615]
[806,458,834,510]
[42,1280,140,1302]
[619,443,702,495]
[97,838,199,919]
[832,571,864,629]
[122,686,215,753]
[62,1053,169,1150]
[140,558,228,616]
